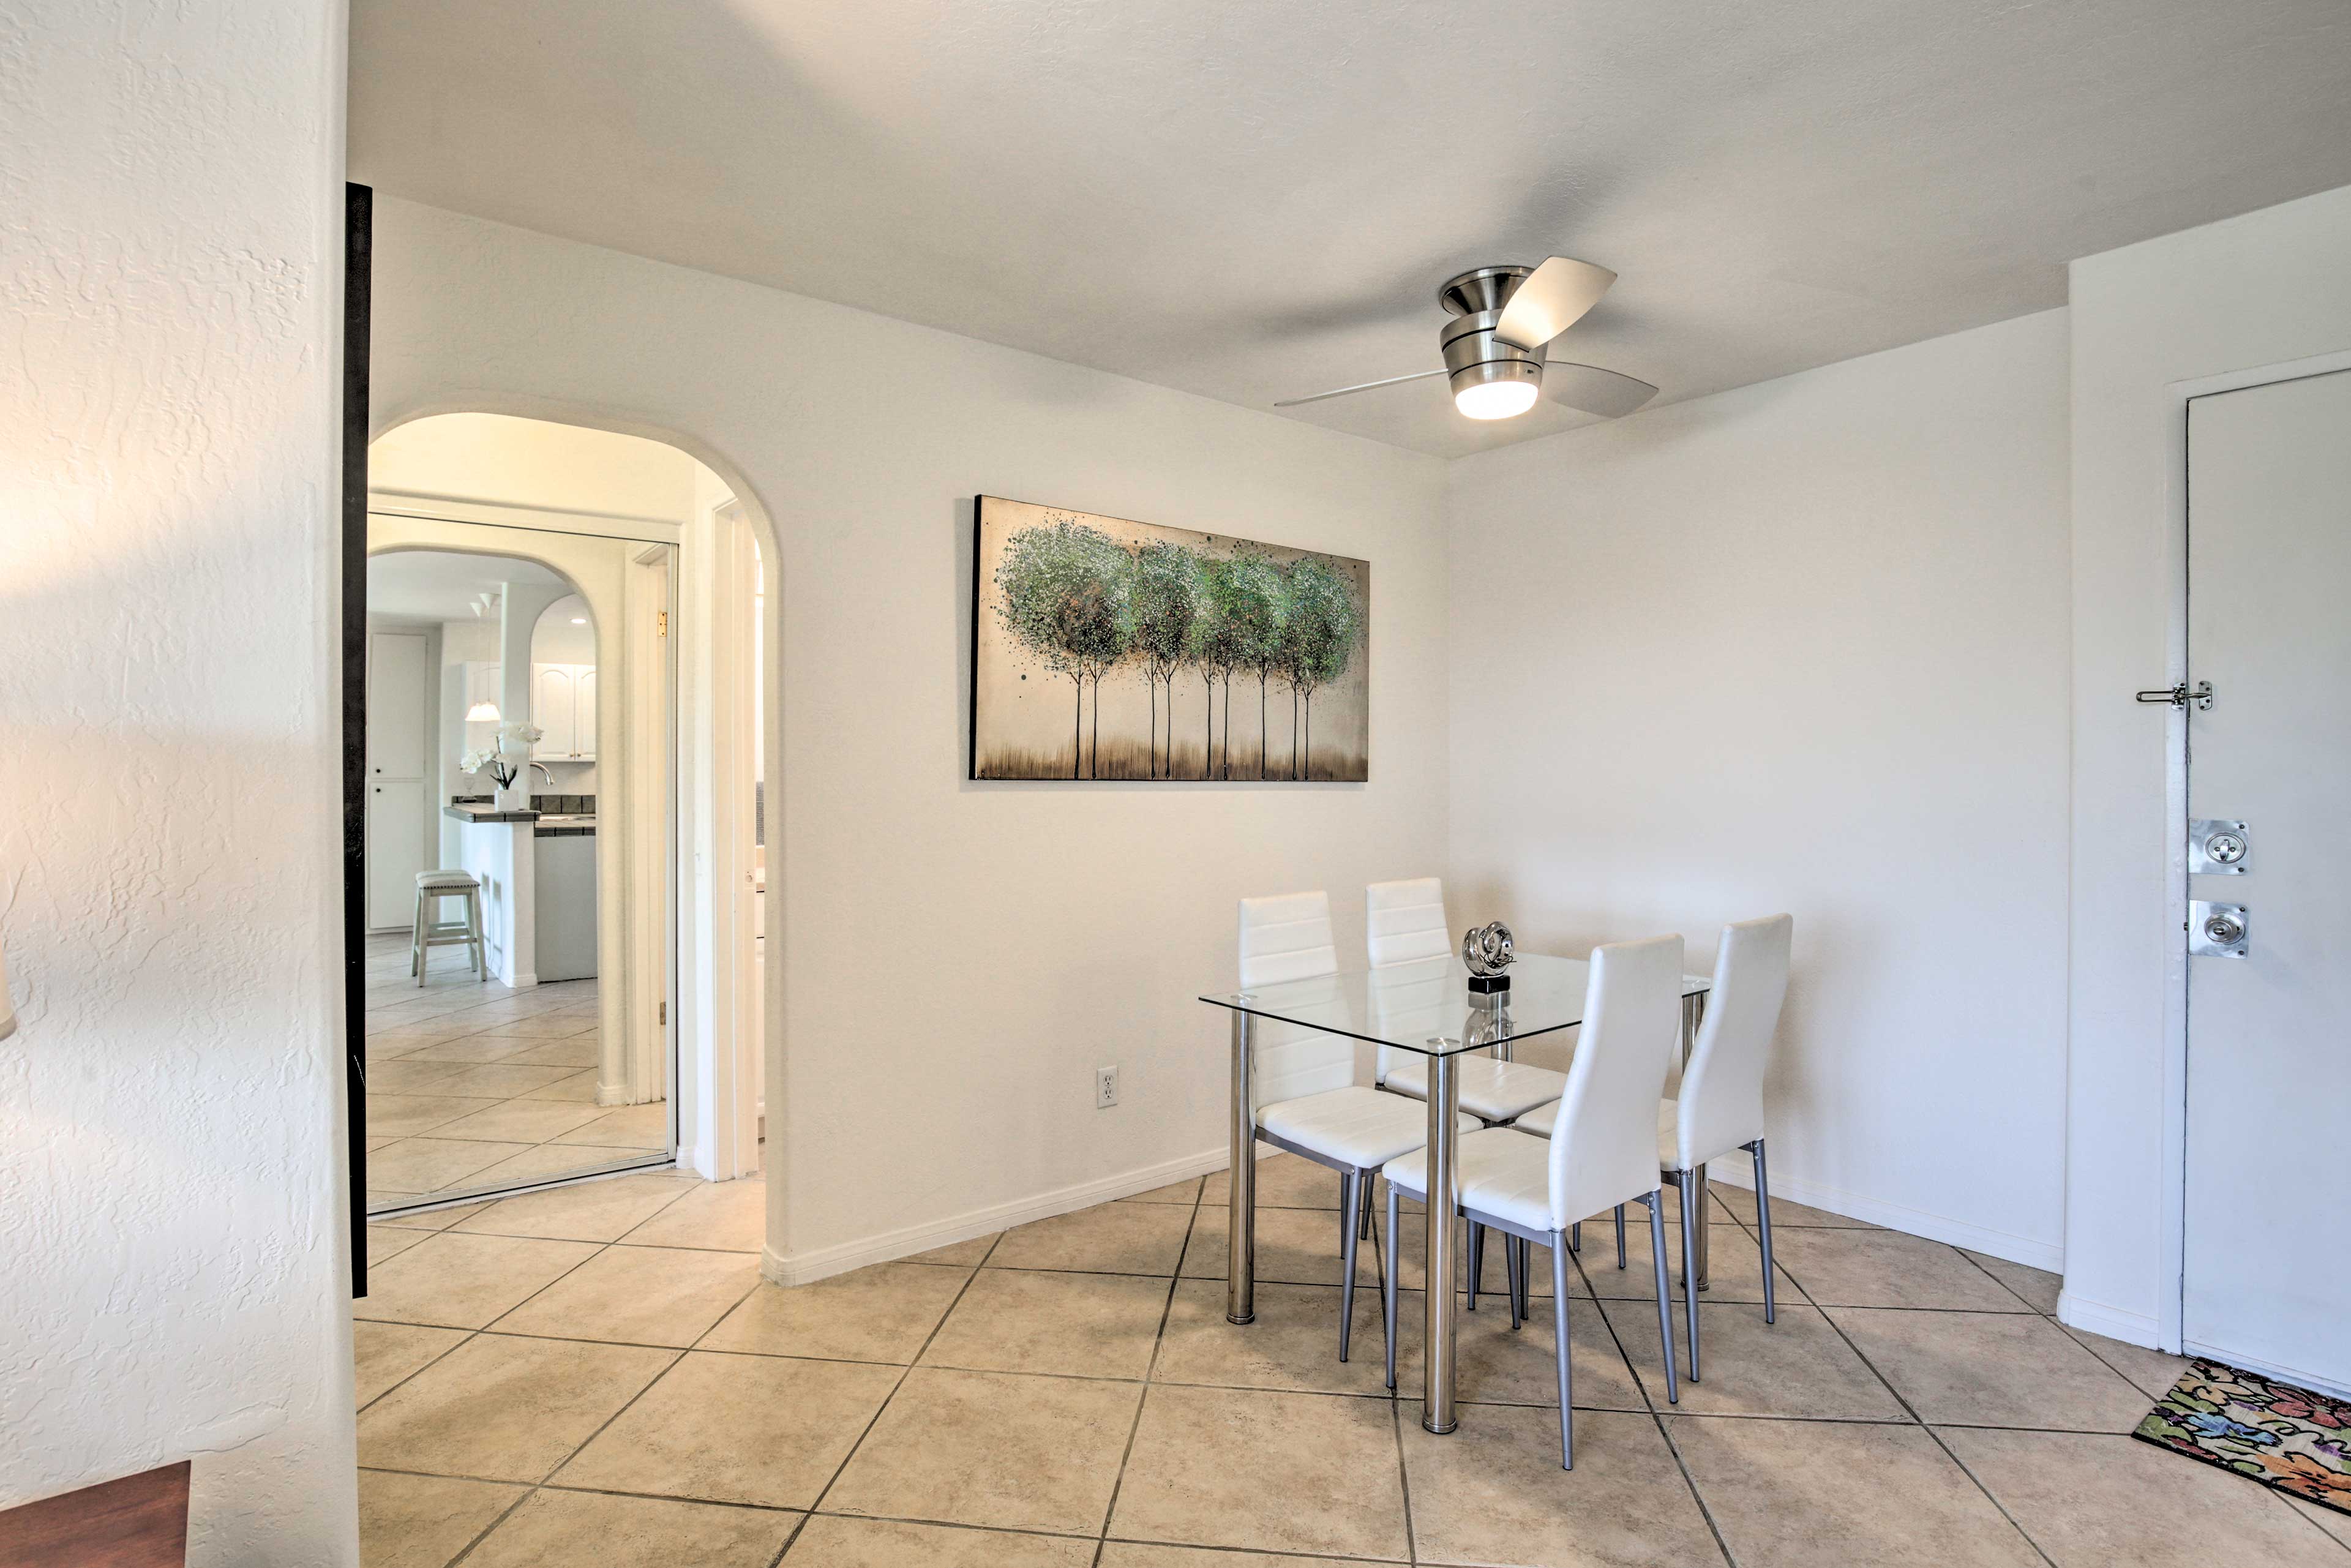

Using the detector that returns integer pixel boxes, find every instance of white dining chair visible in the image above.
[1655,913,1793,1381]
[1367,879,1569,1125]
[1238,891,1477,1364]
[1513,913,1794,1384]
[1366,877,1572,1311]
[1379,933,1687,1467]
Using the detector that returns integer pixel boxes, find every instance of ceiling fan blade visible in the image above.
[1273,369,1447,408]
[1542,361,1658,419]
[1493,257,1617,351]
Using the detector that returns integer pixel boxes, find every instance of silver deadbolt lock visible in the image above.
[2189,819,2250,875]
[2188,900,2248,958]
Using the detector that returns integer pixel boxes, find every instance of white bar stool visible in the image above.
[411,870,487,985]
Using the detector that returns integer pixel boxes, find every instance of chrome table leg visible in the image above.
[1228,1009,1256,1325]
[1422,1051,1460,1434]
[1682,992,1711,1291]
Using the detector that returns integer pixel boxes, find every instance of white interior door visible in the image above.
[366,778,426,931]
[366,631,430,930]
[2183,367,2351,1395]
[367,632,427,778]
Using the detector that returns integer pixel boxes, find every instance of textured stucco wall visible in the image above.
[0,3,357,1563]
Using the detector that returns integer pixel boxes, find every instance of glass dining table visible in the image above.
[1202,952,1713,1434]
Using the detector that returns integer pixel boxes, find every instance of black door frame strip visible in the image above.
[342,182,372,1297]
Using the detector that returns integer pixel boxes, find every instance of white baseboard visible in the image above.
[1709,1165,2064,1274]
[762,1145,1241,1287]
[2064,1294,2351,1397]
[2058,1289,2160,1349]
[2180,1340,2351,1401]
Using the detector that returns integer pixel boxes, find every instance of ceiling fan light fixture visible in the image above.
[1273,256,1644,426]
[1455,377,1540,420]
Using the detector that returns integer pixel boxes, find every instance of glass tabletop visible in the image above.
[1201,953,1712,1057]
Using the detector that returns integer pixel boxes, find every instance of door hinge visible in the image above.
[658,1001,667,1026]
[2134,680,2212,711]
[657,610,669,637]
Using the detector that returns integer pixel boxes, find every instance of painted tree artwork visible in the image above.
[972,497,1369,781]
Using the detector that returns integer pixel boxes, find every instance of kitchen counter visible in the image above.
[444,802,538,823]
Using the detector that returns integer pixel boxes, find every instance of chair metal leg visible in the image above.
[1570,1220,1581,1254]
[1750,1138,1777,1325]
[411,888,428,985]
[1551,1231,1575,1469]
[1646,1191,1679,1405]
[1614,1203,1627,1269]
[1382,1183,1401,1390]
[1360,1177,1376,1240]
[1466,1220,1485,1311]
[1338,1172,1362,1363]
[1517,1237,1532,1322]
[1676,1169,1701,1382]
[467,887,487,980]
[1504,1231,1523,1331]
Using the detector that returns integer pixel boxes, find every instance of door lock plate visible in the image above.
[2188,819,2251,875]
[2189,900,2249,958]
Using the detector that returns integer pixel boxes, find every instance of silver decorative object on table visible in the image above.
[1461,920,1515,1007]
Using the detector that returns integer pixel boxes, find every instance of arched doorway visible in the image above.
[354,411,771,1220]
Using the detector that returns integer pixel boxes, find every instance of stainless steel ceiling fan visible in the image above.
[1276,257,1656,422]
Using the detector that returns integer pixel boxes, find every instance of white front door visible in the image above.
[2182,366,2351,1395]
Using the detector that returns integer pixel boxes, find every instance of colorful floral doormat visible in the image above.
[2134,1358,2351,1516]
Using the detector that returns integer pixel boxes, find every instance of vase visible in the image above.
[496,773,531,811]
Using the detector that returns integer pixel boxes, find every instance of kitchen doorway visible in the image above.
[361,516,678,1220]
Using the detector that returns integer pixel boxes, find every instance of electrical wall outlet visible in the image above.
[1095,1065,1119,1108]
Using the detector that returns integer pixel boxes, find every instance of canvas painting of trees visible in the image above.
[972,496,1370,781]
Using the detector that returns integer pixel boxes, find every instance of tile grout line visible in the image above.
[1388,1399,1419,1567]
[418,1218,695,1567]
[443,1188,752,1548]
[1755,1210,2063,1568]
[367,1155,2249,1566]
[366,1182,717,1558]
[784,1242,998,1555]
[1568,1216,1738,1567]
[1090,1185,1206,1567]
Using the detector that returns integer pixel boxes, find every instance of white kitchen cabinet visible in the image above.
[531,661,596,760]
[575,666,598,758]
[533,663,576,758]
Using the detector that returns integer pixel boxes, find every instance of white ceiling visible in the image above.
[349,0,2351,458]
[367,549,568,622]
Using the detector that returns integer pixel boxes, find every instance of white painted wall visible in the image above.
[371,410,701,523]
[0,1,355,1562]
[1445,310,2074,1269]
[2064,182,2351,1346]
[369,197,1451,1277]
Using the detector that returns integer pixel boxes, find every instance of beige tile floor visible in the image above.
[353,1151,2351,1567]
[362,931,667,1218]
